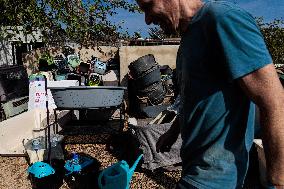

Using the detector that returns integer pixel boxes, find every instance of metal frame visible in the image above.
[50,86,126,135]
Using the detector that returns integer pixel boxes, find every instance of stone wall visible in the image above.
[22,46,118,76]
[22,45,179,84]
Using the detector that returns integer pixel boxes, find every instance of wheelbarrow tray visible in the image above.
[48,86,126,109]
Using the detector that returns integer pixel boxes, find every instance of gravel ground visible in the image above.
[0,156,31,189]
[0,133,181,189]
[0,124,263,189]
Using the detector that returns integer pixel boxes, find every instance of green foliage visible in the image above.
[148,27,164,40]
[39,51,54,65]
[133,31,142,39]
[257,18,284,65]
[0,0,139,45]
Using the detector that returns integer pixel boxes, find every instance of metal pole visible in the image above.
[44,75,51,164]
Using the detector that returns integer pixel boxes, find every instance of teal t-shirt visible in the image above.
[176,1,272,188]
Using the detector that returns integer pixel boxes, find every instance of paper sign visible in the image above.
[28,81,56,110]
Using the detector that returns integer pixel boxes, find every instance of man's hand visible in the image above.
[156,117,180,153]
[156,129,179,153]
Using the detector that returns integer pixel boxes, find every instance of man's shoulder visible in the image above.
[205,1,246,19]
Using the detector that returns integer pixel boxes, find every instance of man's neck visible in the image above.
[178,0,205,34]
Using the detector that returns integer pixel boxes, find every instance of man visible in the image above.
[136,0,284,188]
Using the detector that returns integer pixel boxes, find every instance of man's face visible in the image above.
[136,0,179,35]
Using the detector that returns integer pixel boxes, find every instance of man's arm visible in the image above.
[238,63,284,186]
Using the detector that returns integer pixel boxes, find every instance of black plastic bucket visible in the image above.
[106,58,119,70]
[28,159,65,189]
[29,174,57,189]
[160,65,173,76]
[128,54,157,78]
[78,62,90,74]
[138,82,166,105]
[66,73,82,85]
[134,65,161,88]
[64,155,101,189]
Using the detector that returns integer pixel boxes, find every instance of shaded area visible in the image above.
[243,145,265,189]
[59,119,122,137]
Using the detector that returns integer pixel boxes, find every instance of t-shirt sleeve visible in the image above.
[215,8,273,80]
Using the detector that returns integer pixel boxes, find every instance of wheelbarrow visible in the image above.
[48,86,127,133]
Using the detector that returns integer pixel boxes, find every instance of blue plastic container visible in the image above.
[65,153,94,175]
[28,161,56,189]
[28,162,55,178]
[64,153,98,189]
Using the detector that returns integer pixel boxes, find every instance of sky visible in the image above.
[109,0,284,38]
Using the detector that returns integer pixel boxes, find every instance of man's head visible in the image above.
[136,0,204,35]
[136,0,179,34]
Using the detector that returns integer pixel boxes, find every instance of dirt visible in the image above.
[0,126,262,189]
[0,133,181,189]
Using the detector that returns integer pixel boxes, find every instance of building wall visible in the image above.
[0,27,43,67]
[76,46,118,62]
[23,47,62,75]
[6,26,43,43]
[0,40,13,67]
[22,46,118,76]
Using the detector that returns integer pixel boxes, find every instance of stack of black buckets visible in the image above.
[128,54,166,105]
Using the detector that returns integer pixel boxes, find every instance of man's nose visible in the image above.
[145,12,153,25]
